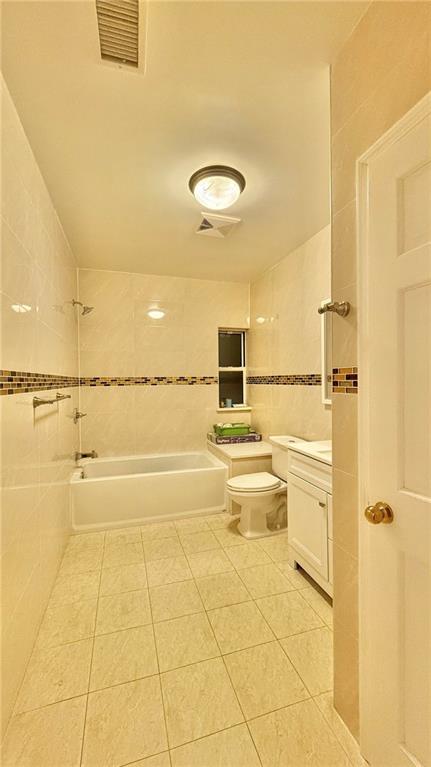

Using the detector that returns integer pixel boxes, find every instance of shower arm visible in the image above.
[317,301,350,318]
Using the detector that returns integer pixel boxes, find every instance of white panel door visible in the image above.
[359,97,431,767]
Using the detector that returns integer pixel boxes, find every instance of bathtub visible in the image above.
[71,451,228,532]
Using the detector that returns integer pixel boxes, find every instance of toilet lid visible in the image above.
[227,472,281,493]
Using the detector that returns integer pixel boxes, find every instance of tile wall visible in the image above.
[1,77,79,735]
[77,269,250,456]
[247,225,331,441]
[330,0,431,738]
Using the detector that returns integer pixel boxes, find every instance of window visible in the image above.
[218,330,246,408]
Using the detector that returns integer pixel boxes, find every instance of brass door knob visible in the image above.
[364,501,394,525]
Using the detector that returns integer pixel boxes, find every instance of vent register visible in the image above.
[95,0,139,67]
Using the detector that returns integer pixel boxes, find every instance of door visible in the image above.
[287,473,328,579]
[359,96,431,767]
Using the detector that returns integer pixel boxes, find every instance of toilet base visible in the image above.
[237,522,287,540]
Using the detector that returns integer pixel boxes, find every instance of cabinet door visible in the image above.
[287,473,328,579]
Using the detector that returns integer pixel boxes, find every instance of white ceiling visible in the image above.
[1,1,366,282]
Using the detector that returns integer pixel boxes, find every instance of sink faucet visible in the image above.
[75,450,98,461]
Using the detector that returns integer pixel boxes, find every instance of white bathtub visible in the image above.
[71,451,228,532]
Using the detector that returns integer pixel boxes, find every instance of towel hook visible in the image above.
[317,301,350,318]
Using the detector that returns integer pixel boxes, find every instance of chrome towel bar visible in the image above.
[33,392,72,409]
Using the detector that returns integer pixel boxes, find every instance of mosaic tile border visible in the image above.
[0,371,218,395]
[81,376,218,387]
[247,374,321,386]
[332,367,358,394]
[0,371,79,396]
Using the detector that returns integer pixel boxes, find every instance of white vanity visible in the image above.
[286,440,333,597]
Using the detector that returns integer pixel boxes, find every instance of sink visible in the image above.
[287,440,332,466]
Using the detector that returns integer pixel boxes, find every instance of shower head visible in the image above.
[71,299,94,316]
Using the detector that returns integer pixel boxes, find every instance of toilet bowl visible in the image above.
[226,472,287,539]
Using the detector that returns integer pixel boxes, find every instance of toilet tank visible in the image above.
[269,435,307,481]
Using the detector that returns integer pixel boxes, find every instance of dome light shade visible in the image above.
[147,309,165,320]
[189,165,245,210]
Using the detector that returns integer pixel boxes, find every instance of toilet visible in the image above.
[225,435,306,540]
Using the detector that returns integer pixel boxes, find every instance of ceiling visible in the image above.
[1,1,366,282]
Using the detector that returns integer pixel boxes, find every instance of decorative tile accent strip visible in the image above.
[247,374,321,386]
[80,376,218,387]
[332,367,358,394]
[0,371,218,395]
[0,371,79,396]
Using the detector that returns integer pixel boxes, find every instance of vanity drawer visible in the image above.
[287,450,332,493]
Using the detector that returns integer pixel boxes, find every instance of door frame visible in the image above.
[356,90,431,754]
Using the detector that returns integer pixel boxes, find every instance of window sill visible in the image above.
[216,407,252,413]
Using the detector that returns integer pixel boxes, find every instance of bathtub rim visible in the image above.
[71,449,227,484]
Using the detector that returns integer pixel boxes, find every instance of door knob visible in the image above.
[364,501,394,525]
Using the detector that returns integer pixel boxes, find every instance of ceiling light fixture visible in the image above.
[147,309,165,320]
[189,165,246,211]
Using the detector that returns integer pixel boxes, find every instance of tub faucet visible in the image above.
[75,450,98,461]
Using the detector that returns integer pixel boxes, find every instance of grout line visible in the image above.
[79,530,105,766]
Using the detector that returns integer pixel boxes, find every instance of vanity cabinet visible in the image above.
[287,448,333,597]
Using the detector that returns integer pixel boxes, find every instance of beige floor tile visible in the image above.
[170,723,260,767]
[15,639,92,713]
[105,526,142,544]
[154,612,220,672]
[146,555,193,587]
[150,580,203,622]
[258,534,290,563]
[100,563,147,596]
[187,549,234,578]
[278,562,312,589]
[174,517,210,534]
[281,627,333,695]
[195,570,251,610]
[204,512,236,530]
[161,657,243,748]
[2,696,87,767]
[66,531,105,552]
[208,601,274,654]
[224,641,308,719]
[225,543,271,570]
[256,591,323,639]
[238,563,294,598]
[96,589,151,634]
[103,541,144,568]
[49,570,100,607]
[59,547,103,576]
[82,676,167,767]
[300,586,333,628]
[90,625,158,690]
[248,698,351,767]
[141,522,177,541]
[128,754,171,767]
[179,530,221,554]
[36,599,97,649]
[144,537,183,562]
[213,522,244,547]
[314,692,367,767]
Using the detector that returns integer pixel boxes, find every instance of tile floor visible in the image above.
[2,514,365,767]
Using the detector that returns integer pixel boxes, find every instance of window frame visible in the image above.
[217,328,247,409]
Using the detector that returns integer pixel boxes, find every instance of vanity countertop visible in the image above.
[207,440,272,460]
[287,440,332,466]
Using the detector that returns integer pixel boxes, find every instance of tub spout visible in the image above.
[75,450,98,461]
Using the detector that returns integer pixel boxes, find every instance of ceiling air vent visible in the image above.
[95,0,139,67]
[196,212,241,239]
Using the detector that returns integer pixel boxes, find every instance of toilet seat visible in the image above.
[227,472,281,493]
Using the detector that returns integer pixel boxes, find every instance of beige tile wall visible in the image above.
[78,269,250,455]
[1,76,79,736]
[330,0,431,738]
[248,226,331,440]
